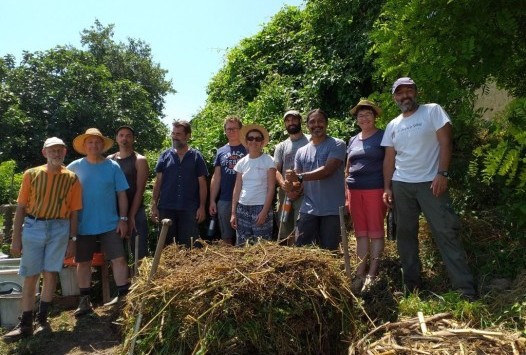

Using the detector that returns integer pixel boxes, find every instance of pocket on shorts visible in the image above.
[23,218,35,229]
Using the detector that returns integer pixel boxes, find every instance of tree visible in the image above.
[192,0,385,164]
[0,21,174,169]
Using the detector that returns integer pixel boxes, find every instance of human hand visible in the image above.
[383,190,393,208]
[10,240,22,257]
[196,206,206,224]
[430,175,448,197]
[209,202,217,216]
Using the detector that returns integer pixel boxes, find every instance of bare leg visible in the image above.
[111,256,129,286]
[40,271,57,303]
[77,261,92,288]
[22,275,39,312]
[355,236,369,278]
[367,238,385,277]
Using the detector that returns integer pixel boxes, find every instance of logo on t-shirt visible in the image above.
[222,150,245,175]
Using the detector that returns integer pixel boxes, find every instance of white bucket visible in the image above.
[0,293,23,328]
[59,267,79,296]
[0,268,24,287]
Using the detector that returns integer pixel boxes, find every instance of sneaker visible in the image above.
[361,275,376,293]
[103,295,124,307]
[33,320,52,336]
[351,276,365,294]
[2,322,33,343]
[74,295,93,317]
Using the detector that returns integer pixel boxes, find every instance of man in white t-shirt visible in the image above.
[381,77,476,299]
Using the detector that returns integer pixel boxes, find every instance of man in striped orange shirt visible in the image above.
[3,137,82,342]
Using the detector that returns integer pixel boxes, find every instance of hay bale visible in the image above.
[123,242,359,354]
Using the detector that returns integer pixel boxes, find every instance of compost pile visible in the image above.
[122,242,358,354]
[350,312,526,354]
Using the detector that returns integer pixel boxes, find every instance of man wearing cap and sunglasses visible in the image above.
[67,128,131,316]
[274,110,309,244]
[3,137,82,342]
[381,77,476,299]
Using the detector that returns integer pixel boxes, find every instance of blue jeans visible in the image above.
[296,213,340,251]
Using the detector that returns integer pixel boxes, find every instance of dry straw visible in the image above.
[122,241,361,354]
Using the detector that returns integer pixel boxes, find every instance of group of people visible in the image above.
[4,126,148,341]
[3,76,477,342]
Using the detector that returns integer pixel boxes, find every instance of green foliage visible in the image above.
[399,292,490,327]
[0,20,172,169]
[467,98,526,235]
[193,0,385,159]
[0,160,22,204]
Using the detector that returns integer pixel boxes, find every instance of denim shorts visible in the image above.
[19,217,70,277]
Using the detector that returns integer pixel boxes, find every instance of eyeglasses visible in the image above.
[225,128,240,132]
[246,136,264,142]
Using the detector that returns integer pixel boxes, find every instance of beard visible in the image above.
[286,125,301,134]
[47,157,64,167]
[173,140,187,149]
[396,97,418,113]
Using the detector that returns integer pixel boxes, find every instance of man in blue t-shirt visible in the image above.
[151,120,208,247]
[68,128,130,316]
[209,116,246,245]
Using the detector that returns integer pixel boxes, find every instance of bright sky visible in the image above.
[0,0,304,126]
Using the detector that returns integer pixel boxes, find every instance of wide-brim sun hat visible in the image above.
[239,123,270,148]
[350,99,383,117]
[73,128,114,155]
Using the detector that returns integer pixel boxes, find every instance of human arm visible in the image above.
[382,146,396,208]
[230,173,242,229]
[196,175,207,223]
[150,172,162,223]
[66,210,78,258]
[431,123,452,197]
[256,167,277,225]
[287,157,343,184]
[10,205,26,257]
[116,190,129,238]
[209,166,221,215]
[128,155,149,233]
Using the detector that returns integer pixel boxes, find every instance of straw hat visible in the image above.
[73,128,114,155]
[239,124,270,147]
[350,99,383,117]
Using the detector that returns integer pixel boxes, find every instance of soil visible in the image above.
[1,296,124,355]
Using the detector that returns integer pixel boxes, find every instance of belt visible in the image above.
[26,214,64,221]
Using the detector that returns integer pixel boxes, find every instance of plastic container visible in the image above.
[281,199,292,223]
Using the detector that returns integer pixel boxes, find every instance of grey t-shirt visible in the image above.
[295,136,346,216]
[274,134,310,174]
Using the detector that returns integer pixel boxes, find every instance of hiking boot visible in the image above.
[74,295,93,317]
[33,319,52,336]
[2,321,33,343]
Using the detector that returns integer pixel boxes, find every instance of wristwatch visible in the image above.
[119,216,129,221]
[297,173,304,184]
[437,171,449,178]
[69,235,77,241]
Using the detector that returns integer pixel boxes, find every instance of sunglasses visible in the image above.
[246,136,264,142]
